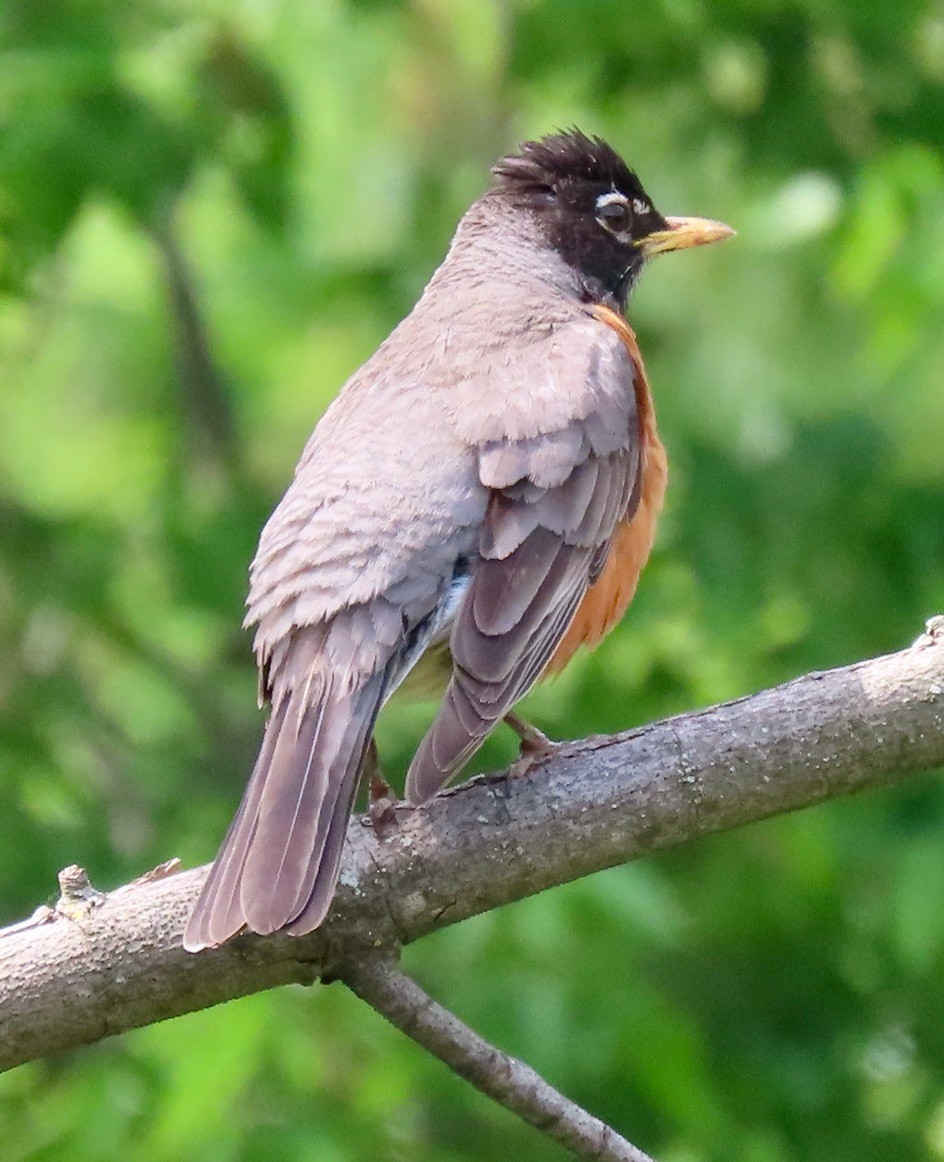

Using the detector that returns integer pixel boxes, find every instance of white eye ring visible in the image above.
[594,191,632,236]
[595,191,628,212]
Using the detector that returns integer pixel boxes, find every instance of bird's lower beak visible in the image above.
[640,215,735,257]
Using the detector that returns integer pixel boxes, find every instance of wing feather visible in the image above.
[405,322,642,805]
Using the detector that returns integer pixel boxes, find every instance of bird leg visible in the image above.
[503,710,559,778]
[364,738,398,832]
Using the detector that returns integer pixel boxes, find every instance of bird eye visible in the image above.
[594,192,632,235]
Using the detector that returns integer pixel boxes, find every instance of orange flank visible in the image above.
[545,305,667,675]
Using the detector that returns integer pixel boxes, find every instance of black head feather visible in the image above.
[491,129,668,306]
[492,129,641,196]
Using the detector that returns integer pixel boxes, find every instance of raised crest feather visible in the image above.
[491,129,641,194]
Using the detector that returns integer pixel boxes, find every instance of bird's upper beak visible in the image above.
[640,215,735,258]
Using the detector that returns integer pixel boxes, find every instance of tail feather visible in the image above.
[183,674,386,952]
[240,676,338,933]
[184,699,288,950]
[283,705,377,934]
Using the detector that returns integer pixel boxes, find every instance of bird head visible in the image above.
[491,129,734,308]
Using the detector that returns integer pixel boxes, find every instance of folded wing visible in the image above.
[405,320,642,804]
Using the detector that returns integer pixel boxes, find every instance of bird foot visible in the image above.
[361,738,399,834]
[507,747,560,781]
[504,710,558,758]
[503,711,559,778]
[368,770,399,834]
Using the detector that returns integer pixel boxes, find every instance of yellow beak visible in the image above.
[640,215,735,257]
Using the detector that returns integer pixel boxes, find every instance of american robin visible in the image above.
[184,129,733,952]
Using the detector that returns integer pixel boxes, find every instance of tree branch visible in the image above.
[344,958,656,1162]
[1,623,942,1075]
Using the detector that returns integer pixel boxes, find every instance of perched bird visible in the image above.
[184,129,733,952]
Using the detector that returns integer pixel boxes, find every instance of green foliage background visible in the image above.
[1,1,943,1158]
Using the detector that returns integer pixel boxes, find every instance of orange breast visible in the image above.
[544,307,667,677]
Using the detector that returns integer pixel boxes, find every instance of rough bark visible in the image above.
[1,625,942,1074]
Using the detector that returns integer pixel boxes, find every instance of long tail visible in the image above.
[183,671,386,951]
